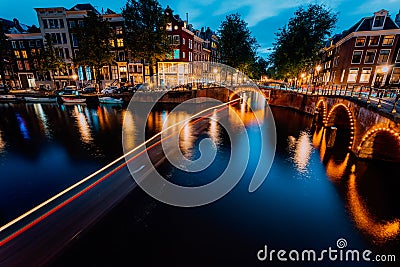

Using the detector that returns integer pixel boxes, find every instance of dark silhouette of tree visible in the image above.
[37,33,66,89]
[122,0,171,80]
[219,13,259,77]
[73,11,115,88]
[268,4,337,80]
[0,21,10,86]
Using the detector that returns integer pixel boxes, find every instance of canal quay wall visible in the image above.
[268,90,400,161]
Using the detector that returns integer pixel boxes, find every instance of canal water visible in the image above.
[0,97,399,266]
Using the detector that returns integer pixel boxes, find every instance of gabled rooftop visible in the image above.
[341,9,399,38]
[69,3,100,14]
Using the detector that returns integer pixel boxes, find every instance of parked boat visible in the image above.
[25,97,57,103]
[98,96,123,104]
[0,95,17,102]
[61,97,86,103]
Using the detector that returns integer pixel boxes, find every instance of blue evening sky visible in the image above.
[1,0,399,57]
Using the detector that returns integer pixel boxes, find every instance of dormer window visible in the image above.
[372,10,388,30]
[373,16,385,27]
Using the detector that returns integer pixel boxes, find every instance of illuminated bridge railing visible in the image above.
[270,84,400,115]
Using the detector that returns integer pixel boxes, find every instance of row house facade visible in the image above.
[6,33,44,89]
[1,3,221,89]
[158,6,220,88]
[320,9,400,88]
[0,18,44,89]
[35,4,143,89]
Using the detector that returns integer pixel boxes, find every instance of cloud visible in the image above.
[350,0,400,15]
[210,0,344,27]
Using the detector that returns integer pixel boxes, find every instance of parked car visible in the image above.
[82,86,96,94]
[57,85,79,96]
[101,86,118,94]
[133,83,149,92]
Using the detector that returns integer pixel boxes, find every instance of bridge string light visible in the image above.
[357,127,400,152]
[316,99,328,125]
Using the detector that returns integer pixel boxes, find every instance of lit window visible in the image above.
[174,49,180,59]
[351,51,362,64]
[378,49,390,63]
[172,35,180,45]
[21,50,28,58]
[117,38,124,47]
[109,39,115,47]
[166,22,172,31]
[390,67,400,84]
[355,37,366,47]
[17,60,23,70]
[24,61,30,71]
[369,36,380,46]
[182,51,185,58]
[116,26,123,35]
[364,50,376,64]
[347,68,358,82]
[360,68,372,83]
[382,35,395,46]
[14,50,20,58]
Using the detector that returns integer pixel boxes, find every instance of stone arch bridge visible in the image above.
[265,90,400,162]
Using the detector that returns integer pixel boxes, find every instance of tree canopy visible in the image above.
[73,11,115,84]
[0,21,10,85]
[218,13,260,77]
[122,0,171,67]
[37,33,65,84]
[268,4,337,80]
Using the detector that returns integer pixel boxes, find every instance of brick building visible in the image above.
[320,9,400,88]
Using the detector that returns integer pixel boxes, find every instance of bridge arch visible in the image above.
[326,103,356,149]
[357,127,400,161]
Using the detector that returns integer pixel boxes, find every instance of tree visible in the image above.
[73,11,115,87]
[219,13,259,76]
[250,57,269,80]
[122,0,171,80]
[0,21,10,86]
[268,4,337,80]
[37,33,66,89]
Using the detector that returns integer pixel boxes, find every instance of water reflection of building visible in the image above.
[72,105,93,144]
[0,128,5,153]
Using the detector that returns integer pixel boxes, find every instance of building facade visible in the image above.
[320,9,400,88]
[6,33,44,89]
[158,6,220,88]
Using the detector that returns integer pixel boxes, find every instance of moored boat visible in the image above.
[25,97,57,103]
[98,96,123,104]
[0,95,17,102]
[61,97,86,103]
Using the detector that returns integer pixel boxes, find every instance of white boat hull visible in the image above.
[25,97,57,103]
[61,97,86,103]
[98,97,123,104]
